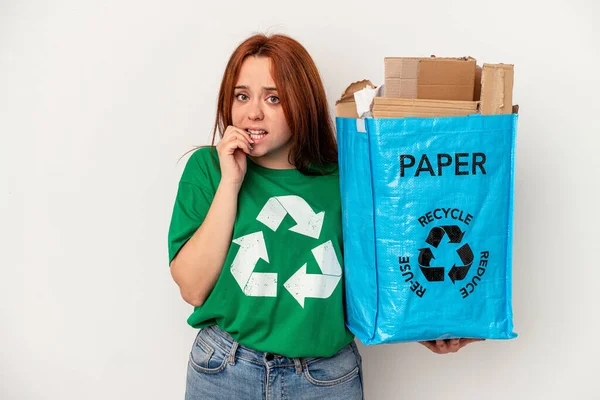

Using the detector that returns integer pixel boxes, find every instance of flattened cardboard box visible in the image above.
[385,57,476,101]
[372,98,478,118]
[418,57,476,101]
[384,57,424,98]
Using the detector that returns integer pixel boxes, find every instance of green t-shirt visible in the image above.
[168,147,354,358]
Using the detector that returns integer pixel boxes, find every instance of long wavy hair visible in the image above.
[195,34,338,175]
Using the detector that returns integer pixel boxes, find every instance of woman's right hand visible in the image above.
[216,125,254,186]
[419,338,485,354]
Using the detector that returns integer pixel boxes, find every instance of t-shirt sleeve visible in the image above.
[167,149,218,265]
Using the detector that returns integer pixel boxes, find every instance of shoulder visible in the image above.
[189,146,219,164]
[180,146,220,186]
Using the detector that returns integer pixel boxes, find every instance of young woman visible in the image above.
[168,33,481,399]
[168,34,363,399]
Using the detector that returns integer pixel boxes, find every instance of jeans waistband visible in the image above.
[201,324,315,373]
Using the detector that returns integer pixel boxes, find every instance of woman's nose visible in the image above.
[247,101,264,120]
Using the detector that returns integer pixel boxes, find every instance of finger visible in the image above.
[238,128,256,143]
[435,340,448,354]
[419,341,440,354]
[447,338,460,353]
[418,341,434,349]
[227,127,255,143]
[223,125,242,137]
[220,133,252,155]
[228,131,254,146]
[225,138,252,155]
[226,131,249,142]
[217,136,249,152]
[234,138,252,154]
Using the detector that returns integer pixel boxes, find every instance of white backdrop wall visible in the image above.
[1,0,599,399]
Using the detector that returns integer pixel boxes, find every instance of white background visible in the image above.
[1,0,599,399]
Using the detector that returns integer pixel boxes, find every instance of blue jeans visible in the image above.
[185,325,364,399]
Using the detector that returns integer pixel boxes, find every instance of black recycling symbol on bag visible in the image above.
[418,225,474,283]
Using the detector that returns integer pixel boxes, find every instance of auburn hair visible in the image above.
[209,33,338,175]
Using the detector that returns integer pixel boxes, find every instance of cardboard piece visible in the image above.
[417,57,476,101]
[335,79,375,118]
[385,57,476,101]
[384,58,426,98]
[372,97,478,118]
[480,64,514,115]
[336,58,517,119]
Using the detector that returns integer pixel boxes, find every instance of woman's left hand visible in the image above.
[419,338,485,354]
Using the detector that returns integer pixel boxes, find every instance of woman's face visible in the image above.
[231,56,294,169]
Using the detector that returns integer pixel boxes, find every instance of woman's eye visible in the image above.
[236,93,248,101]
[267,95,280,104]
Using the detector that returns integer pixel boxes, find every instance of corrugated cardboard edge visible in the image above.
[335,79,375,118]
[335,80,375,105]
[474,65,482,101]
[372,97,479,118]
[384,57,426,77]
[480,63,514,115]
[374,97,478,109]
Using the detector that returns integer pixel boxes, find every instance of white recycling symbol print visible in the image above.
[230,232,274,297]
[256,195,324,239]
[230,195,342,307]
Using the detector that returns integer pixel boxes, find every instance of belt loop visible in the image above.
[228,340,239,366]
[293,358,304,374]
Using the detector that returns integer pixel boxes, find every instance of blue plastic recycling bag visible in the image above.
[337,114,518,344]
